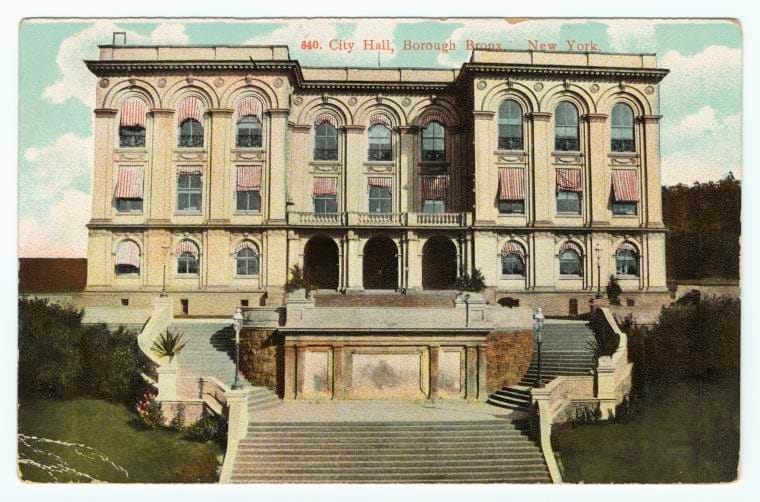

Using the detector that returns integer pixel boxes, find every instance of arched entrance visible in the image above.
[422,236,457,290]
[363,236,398,290]
[303,236,339,290]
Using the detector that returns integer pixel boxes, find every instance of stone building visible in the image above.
[83,44,669,317]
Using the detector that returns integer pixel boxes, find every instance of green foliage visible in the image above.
[605,275,622,305]
[186,410,227,445]
[135,391,165,429]
[284,264,314,294]
[587,308,620,359]
[150,329,187,359]
[169,403,186,431]
[662,174,740,280]
[455,268,486,292]
[18,298,143,403]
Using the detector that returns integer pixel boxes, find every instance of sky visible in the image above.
[17,18,742,258]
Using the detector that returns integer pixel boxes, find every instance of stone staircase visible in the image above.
[230,420,552,483]
[172,322,281,410]
[314,291,454,308]
[488,322,596,411]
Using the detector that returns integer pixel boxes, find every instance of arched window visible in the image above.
[236,246,260,276]
[236,116,262,148]
[119,97,146,148]
[616,244,639,276]
[114,240,140,275]
[314,122,338,160]
[611,103,635,152]
[176,240,199,275]
[502,254,525,276]
[559,246,582,276]
[555,101,580,152]
[422,121,445,161]
[368,124,392,161]
[178,119,204,148]
[498,100,523,150]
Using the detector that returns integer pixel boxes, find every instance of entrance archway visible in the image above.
[304,236,339,290]
[422,236,457,290]
[363,236,398,290]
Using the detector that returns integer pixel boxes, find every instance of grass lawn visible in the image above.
[18,398,223,483]
[553,372,739,483]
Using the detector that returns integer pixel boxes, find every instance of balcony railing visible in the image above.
[348,212,404,225]
[288,211,345,225]
[287,211,470,227]
[411,212,468,226]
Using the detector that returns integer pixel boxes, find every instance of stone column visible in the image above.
[472,111,496,224]
[288,124,312,214]
[466,345,478,401]
[406,231,422,291]
[529,112,553,225]
[207,108,233,223]
[346,231,363,291]
[148,109,175,223]
[267,109,290,223]
[586,113,610,226]
[641,115,664,227]
[265,229,287,303]
[477,344,488,400]
[283,344,296,399]
[333,344,344,399]
[595,357,617,419]
[343,125,365,214]
[91,108,117,222]
[156,360,178,401]
[397,126,416,214]
[145,229,172,289]
[429,345,441,400]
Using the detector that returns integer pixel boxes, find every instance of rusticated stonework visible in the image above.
[239,328,281,393]
[486,330,533,392]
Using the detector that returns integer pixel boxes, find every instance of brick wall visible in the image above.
[239,329,281,393]
[486,330,533,392]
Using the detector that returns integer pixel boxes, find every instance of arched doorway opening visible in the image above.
[303,236,339,290]
[363,236,398,290]
[422,236,457,290]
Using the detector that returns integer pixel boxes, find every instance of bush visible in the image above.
[588,308,620,359]
[186,410,227,444]
[136,391,165,429]
[284,264,314,295]
[170,403,186,431]
[455,268,486,293]
[606,275,622,305]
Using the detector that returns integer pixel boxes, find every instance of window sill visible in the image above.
[174,211,203,216]
[555,213,583,218]
[494,149,526,155]
[115,274,140,278]
[114,148,148,153]
[500,275,526,280]
[114,212,144,216]
[497,213,526,217]
[174,274,199,279]
[364,161,395,167]
[233,211,263,215]
[558,275,583,280]
[615,274,640,280]
[611,214,639,218]
[235,275,261,279]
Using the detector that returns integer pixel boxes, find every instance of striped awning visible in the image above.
[234,241,258,254]
[313,177,337,196]
[119,97,146,128]
[499,168,525,200]
[369,113,392,128]
[113,166,144,199]
[616,242,638,255]
[559,241,583,256]
[115,240,140,267]
[421,175,448,200]
[177,165,202,177]
[176,96,204,124]
[612,170,640,202]
[176,240,199,258]
[419,112,446,128]
[237,165,262,192]
[556,169,582,192]
[501,241,525,258]
[235,96,262,121]
[368,177,392,189]
[315,113,338,128]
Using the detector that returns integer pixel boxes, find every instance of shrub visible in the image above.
[136,391,165,428]
[186,410,227,444]
[455,268,486,293]
[588,308,620,359]
[151,329,187,360]
[606,275,622,305]
[284,264,314,294]
[170,403,186,431]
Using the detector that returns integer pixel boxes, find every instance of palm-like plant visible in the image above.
[150,329,187,360]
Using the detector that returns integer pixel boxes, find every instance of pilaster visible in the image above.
[267,109,290,222]
[207,108,233,222]
[585,113,610,225]
[91,108,117,221]
[641,115,664,227]
[529,112,553,225]
[472,111,496,224]
[148,109,175,222]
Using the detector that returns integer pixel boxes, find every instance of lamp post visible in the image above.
[231,307,244,390]
[595,243,602,299]
[533,307,545,388]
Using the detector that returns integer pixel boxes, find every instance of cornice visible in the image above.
[462,63,669,83]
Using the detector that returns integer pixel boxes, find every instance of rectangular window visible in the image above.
[422,200,445,214]
[116,198,143,213]
[236,190,262,212]
[177,174,202,212]
[498,200,524,214]
[368,187,392,213]
[314,195,338,214]
[612,201,637,215]
[556,190,581,214]
[498,125,523,150]
[181,299,189,315]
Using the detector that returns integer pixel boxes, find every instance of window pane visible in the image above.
[423,200,445,214]
[612,201,637,215]
[190,193,202,211]
[557,191,581,214]
[499,200,524,214]
[502,254,525,275]
[559,251,581,275]
[119,127,146,148]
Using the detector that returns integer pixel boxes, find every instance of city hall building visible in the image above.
[83,44,669,317]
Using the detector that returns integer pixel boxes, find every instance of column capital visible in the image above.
[93,108,118,117]
[640,114,662,124]
[472,110,495,120]
[207,108,234,115]
[396,125,419,134]
[584,113,608,123]
[289,122,312,133]
[342,124,366,133]
[528,112,552,122]
[267,108,290,118]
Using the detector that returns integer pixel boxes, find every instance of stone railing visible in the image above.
[136,296,174,382]
[410,211,468,226]
[288,211,344,225]
[348,211,405,225]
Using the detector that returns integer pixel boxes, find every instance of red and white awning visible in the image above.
[616,242,639,255]
[421,175,448,200]
[234,241,258,254]
[556,169,582,192]
[369,113,392,128]
[559,241,583,256]
[315,113,338,128]
[501,241,525,258]
[115,240,140,267]
[419,112,446,128]
[612,170,640,202]
[313,177,338,196]
[177,165,202,177]
[176,96,204,124]
[237,165,262,192]
[235,96,262,122]
[120,97,146,128]
[113,166,144,199]
[499,168,525,200]
[176,240,199,258]
[368,177,392,189]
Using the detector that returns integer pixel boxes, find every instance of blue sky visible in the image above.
[17,18,742,257]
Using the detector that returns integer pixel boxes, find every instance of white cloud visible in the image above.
[661,112,741,186]
[659,45,742,104]
[605,20,656,52]
[43,21,188,109]
[19,190,91,258]
[22,133,93,198]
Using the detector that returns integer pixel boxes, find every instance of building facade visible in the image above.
[84,45,669,316]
